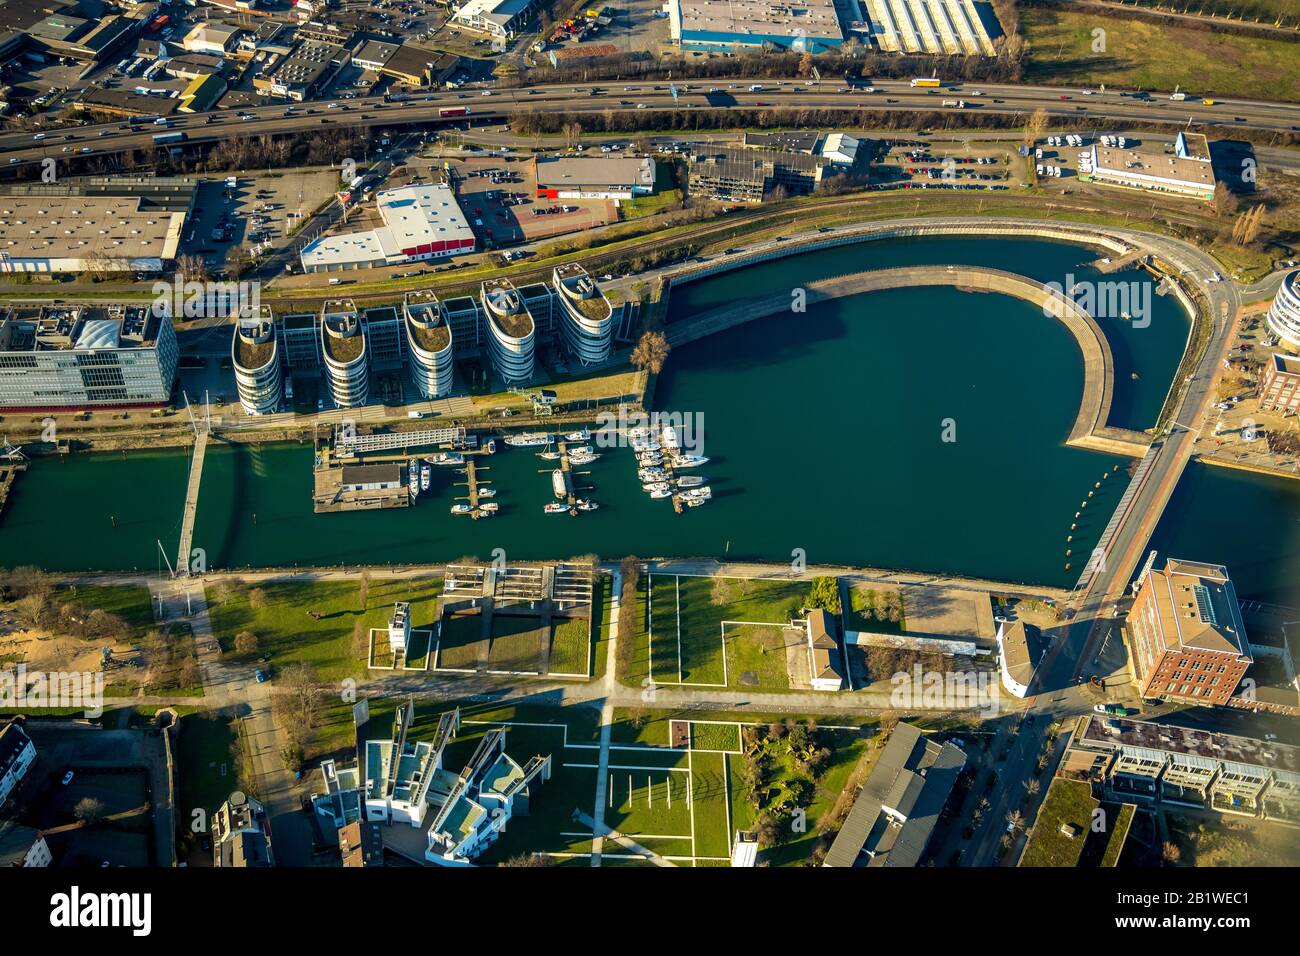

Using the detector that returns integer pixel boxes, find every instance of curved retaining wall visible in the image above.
[668,264,1150,458]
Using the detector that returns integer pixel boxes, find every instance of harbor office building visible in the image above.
[234,266,629,413]
[0,305,178,412]
[1126,557,1251,706]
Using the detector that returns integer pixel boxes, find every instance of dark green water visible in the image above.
[1148,463,1300,607]
[3,236,1284,597]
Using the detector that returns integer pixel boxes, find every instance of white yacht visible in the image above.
[477,486,497,498]
[505,432,551,447]
[450,503,473,515]
[420,465,431,491]
[544,502,569,514]
[675,475,706,488]
[575,499,598,512]
[670,454,709,468]
[565,429,591,442]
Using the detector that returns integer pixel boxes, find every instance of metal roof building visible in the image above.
[823,723,965,867]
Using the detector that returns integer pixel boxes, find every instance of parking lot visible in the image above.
[872,139,1016,192]
[179,168,340,271]
[452,155,618,246]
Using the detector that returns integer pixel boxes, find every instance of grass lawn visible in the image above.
[605,766,694,858]
[1101,803,1135,867]
[549,614,592,676]
[437,612,484,670]
[647,574,813,687]
[1022,7,1300,102]
[592,575,611,681]
[725,623,793,690]
[176,712,238,829]
[1020,778,1098,867]
[690,721,742,753]
[621,161,683,220]
[61,584,155,634]
[207,576,442,683]
[489,614,545,672]
[403,629,431,670]
[689,750,733,860]
[844,584,906,634]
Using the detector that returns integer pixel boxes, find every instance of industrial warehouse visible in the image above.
[533,156,657,202]
[298,183,477,273]
[0,194,186,274]
[1087,131,1218,201]
[666,0,1001,55]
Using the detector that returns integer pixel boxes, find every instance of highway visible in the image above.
[3,77,1300,167]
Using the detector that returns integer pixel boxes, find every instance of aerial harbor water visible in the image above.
[6,235,1280,596]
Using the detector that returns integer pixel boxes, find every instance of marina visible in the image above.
[0,238,1224,591]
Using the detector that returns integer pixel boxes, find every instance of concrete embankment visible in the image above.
[667,264,1151,458]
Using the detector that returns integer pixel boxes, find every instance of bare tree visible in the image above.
[630,330,671,374]
[75,797,106,826]
[234,631,259,655]
[1022,107,1049,148]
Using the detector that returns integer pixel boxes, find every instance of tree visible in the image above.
[1211,182,1237,219]
[74,797,106,826]
[358,571,370,613]
[807,576,841,615]
[272,663,322,771]
[248,588,267,611]
[234,630,259,655]
[630,330,671,374]
[1022,107,1049,148]
[1161,841,1182,865]
[1024,778,1041,798]
[1267,429,1300,458]
[501,852,554,867]
[1006,809,1024,831]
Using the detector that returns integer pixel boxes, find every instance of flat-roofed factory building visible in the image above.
[0,194,184,274]
[299,183,475,273]
[668,0,846,52]
[1088,131,1217,201]
[533,156,657,202]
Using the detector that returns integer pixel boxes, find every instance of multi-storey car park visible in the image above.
[320,300,370,408]
[1267,269,1300,351]
[481,278,537,386]
[403,290,455,400]
[0,304,178,412]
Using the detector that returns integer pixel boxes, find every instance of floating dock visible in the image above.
[0,454,28,516]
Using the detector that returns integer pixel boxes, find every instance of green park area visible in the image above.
[1022,7,1300,102]
[636,574,816,689]
[206,575,442,683]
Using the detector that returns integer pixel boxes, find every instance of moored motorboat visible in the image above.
[543,502,569,514]
[477,486,497,498]
[565,429,591,442]
[505,432,551,447]
[675,475,706,488]
[648,487,672,499]
[670,454,709,468]
[450,503,473,514]
[575,499,598,512]
[420,465,431,491]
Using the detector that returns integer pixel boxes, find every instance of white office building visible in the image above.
[553,264,614,366]
[482,279,535,385]
[403,290,455,399]
[320,300,369,408]
[1267,269,1300,350]
[231,312,283,415]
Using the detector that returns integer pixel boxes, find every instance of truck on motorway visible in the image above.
[152,131,186,144]
[941,99,965,109]
[910,77,942,88]
[438,106,469,117]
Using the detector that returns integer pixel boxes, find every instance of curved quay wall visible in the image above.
[669,264,1152,459]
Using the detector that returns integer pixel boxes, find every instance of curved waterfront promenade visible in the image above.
[668,265,1151,458]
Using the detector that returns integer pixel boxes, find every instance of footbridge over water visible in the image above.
[666,264,1151,459]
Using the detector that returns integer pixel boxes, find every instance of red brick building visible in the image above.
[1128,558,1252,706]
[1260,352,1300,415]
